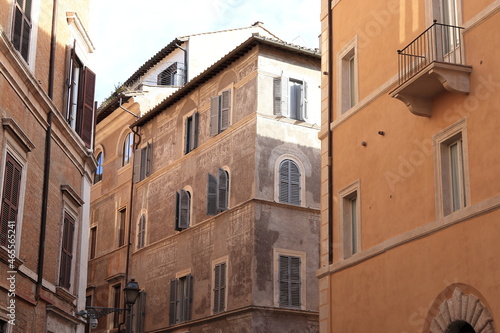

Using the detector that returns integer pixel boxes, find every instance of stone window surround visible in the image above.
[211,255,228,315]
[336,35,358,117]
[274,154,306,207]
[273,248,306,310]
[338,179,361,260]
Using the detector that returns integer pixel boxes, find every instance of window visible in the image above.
[207,168,228,215]
[273,77,307,121]
[118,208,126,247]
[175,189,191,230]
[213,262,227,314]
[184,113,199,154]
[12,0,33,62]
[122,132,134,166]
[89,226,96,259]
[133,142,152,183]
[158,62,184,86]
[0,153,22,247]
[339,181,360,259]
[112,284,121,328]
[169,274,193,325]
[434,119,469,217]
[441,0,460,56]
[59,213,75,289]
[66,48,96,147]
[338,37,358,114]
[137,214,146,249]
[210,89,231,136]
[279,159,301,205]
[278,255,301,309]
[94,152,103,184]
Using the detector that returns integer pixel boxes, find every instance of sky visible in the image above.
[90,0,321,104]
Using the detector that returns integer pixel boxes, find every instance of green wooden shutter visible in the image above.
[220,90,231,131]
[1,154,22,246]
[207,173,217,215]
[169,279,178,325]
[210,96,219,136]
[218,168,228,212]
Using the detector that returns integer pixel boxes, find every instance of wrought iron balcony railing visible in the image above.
[397,20,465,85]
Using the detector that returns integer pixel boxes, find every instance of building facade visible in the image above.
[0,0,96,332]
[318,0,500,332]
[89,29,321,332]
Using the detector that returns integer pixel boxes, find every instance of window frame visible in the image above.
[175,188,191,231]
[338,180,361,260]
[94,151,103,184]
[133,142,152,183]
[183,111,199,154]
[117,207,126,248]
[274,155,305,207]
[212,257,228,314]
[11,0,33,62]
[433,118,470,218]
[136,213,146,250]
[89,226,97,259]
[207,168,229,215]
[273,76,308,121]
[59,211,76,289]
[337,36,358,115]
[122,132,134,167]
[210,88,232,136]
[273,248,306,310]
[169,272,193,325]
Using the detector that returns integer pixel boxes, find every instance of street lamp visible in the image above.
[77,279,141,331]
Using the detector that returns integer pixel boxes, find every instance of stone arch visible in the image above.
[429,287,495,333]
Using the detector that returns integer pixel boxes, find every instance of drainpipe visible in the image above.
[36,0,57,300]
[118,124,141,333]
[175,43,188,84]
[327,0,334,264]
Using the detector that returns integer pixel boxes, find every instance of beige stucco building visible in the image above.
[318,0,500,332]
[0,0,96,332]
[89,28,321,332]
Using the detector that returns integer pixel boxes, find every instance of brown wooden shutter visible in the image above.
[78,67,96,147]
[0,154,22,246]
[59,213,75,288]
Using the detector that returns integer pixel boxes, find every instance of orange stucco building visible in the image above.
[318,0,500,332]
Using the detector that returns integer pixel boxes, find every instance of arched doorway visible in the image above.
[446,321,475,333]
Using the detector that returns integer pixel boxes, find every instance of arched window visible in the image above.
[137,214,146,249]
[122,132,134,166]
[207,168,229,215]
[94,152,103,183]
[279,159,301,205]
[175,189,191,230]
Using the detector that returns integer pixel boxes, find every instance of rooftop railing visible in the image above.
[397,20,465,85]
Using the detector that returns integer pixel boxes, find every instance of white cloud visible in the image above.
[90,0,320,104]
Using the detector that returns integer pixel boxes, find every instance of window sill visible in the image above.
[55,286,77,304]
[0,246,23,268]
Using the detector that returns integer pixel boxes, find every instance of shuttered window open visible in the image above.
[218,168,228,212]
[175,189,190,230]
[78,67,96,147]
[210,90,231,136]
[207,168,229,215]
[137,214,146,249]
[207,173,217,215]
[184,112,199,154]
[278,255,301,309]
[133,143,152,183]
[169,274,193,325]
[213,262,226,314]
[274,76,307,121]
[220,90,231,131]
[59,213,75,289]
[278,159,301,205]
[0,154,22,247]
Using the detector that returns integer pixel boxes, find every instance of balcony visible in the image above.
[390,21,472,117]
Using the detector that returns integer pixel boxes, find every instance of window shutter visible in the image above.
[133,149,142,183]
[184,274,193,321]
[140,146,147,180]
[136,291,146,333]
[146,142,152,177]
[220,90,231,131]
[218,168,228,212]
[137,215,145,249]
[207,173,217,215]
[301,80,308,121]
[279,160,290,203]
[59,214,75,288]
[290,256,301,308]
[176,190,190,230]
[278,255,289,307]
[273,77,282,116]
[213,264,220,313]
[169,279,178,325]
[192,112,199,149]
[79,67,96,147]
[175,191,181,231]
[1,154,22,246]
[289,161,301,205]
[219,263,226,312]
[184,116,190,154]
[210,96,219,136]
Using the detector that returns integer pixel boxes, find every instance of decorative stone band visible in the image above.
[430,288,495,333]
